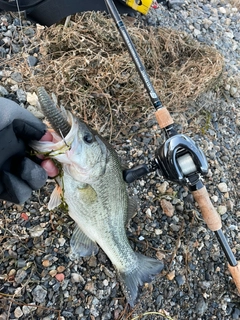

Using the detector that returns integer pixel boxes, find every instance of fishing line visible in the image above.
[59,128,70,148]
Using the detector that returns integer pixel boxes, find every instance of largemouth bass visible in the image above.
[31,87,164,306]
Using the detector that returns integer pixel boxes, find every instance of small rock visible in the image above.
[88,256,97,267]
[2,36,11,46]
[52,282,61,291]
[10,72,23,83]
[8,269,16,279]
[218,182,228,193]
[157,181,169,194]
[29,225,45,237]
[196,297,208,315]
[146,208,152,218]
[55,273,65,282]
[193,28,201,37]
[160,199,174,217]
[58,237,66,246]
[167,270,175,281]
[26,92,39,106]
[71,273,85,283]
[156,251,165,260]
[155,228,162,235]
[15,270,27,284]
[49,269,58,277]
[226,199,234,211]
[14,307,23,318]
[0,85,9,96]
[211,195,218,202]
[24,27,35,37]
[217,205,227,215]
[75,306,84,315]
[22,306,30,316]
[224,30,234,39]
[21,212,29,221]
[17,259,26,268]
[0,47,6,58]
[84,281,96,294]
[27,105,44,119]
[90,297,100,317]
[32,285,47,303]
[27,55,38,67]
[103,279,109,286]
[57,266,66,273]
[168,0,185,9]
[232,308,240,319]
[3,29,13,37]
[230,86,238,97]
[175,274,185,286]
[42,260,51,267]
[170,223,181,232]
[16,88,27,102]
[11,43,21,53]
[10,84,19,92]
[218,7,226,14]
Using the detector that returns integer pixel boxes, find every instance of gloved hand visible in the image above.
[0,97,48,204]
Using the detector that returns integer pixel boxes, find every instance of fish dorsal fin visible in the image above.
[48,185,63,210]
[126,197,138,225]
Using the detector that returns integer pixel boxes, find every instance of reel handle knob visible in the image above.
[123,164,150,183]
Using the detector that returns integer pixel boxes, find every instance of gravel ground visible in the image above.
[0,1,240,319]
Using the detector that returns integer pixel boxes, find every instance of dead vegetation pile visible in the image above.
[11,12,223,138]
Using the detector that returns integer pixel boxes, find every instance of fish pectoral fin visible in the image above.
[48,185,63,210]
[69,224,99,259]
[118,253,164,307]
[77,184,97,205]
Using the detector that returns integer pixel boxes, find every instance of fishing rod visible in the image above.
[104,0,240,292]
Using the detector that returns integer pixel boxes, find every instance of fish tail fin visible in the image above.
[118,253,164,307]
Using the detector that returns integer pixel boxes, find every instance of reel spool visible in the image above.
[155,134,208,186]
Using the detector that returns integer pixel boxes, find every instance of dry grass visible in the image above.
[229,0,240,10]
[5,11,223,139]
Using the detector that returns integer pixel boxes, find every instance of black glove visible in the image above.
[0,97,47,204]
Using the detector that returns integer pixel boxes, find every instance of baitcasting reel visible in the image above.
[123,133,208,189]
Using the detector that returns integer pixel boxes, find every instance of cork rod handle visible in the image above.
[192,186,222,231]
[155,107,174,129]
[228,263,240,293]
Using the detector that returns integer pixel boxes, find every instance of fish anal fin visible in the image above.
[48,185,63,210]
[126,197,138,226]
[118,253,164,307]
[69,224,99,259]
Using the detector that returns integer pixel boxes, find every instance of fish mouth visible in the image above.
[30,110,78,160]
[46,112,77,157]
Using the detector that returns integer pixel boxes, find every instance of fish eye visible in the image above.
[83,132,94,144]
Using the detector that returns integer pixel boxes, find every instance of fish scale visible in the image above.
[31,87,164,306]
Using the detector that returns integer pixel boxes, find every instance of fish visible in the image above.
[31,87,164,306]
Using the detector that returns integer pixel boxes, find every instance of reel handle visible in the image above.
[123,164,150,183]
